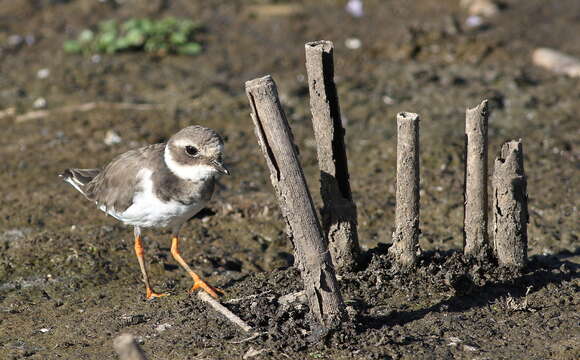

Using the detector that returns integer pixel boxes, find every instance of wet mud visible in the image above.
[0,0,578,359]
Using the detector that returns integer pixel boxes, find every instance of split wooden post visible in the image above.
[463,100,490,261]
[388,112,421,268]
[304,40,360,271]
[492,140,528,268]
[245,75,345,329]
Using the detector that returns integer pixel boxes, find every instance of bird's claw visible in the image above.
[146,288,169,300]
[188,279,224,298]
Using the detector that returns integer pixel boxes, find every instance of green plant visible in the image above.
[63,17,202,55]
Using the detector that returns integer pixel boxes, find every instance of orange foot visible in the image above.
[146,288,169,300]
[188,278,224,299]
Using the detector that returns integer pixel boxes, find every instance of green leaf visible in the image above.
[97,31,117,49]
[139,19,154,33]
[121,18,140,32]
[124,28,145,46]
[64,17,203,56]
[98,20,117,33]
[178,19,196,33]
[170,32,187,45]
[144,38,161,52]
[177,42,202,55]
[113,37,130,50]
[63,40,82,53]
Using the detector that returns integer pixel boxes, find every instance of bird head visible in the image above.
[164,126,229,181]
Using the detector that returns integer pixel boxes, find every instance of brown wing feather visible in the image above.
[84,143,165,213]
[60,168,101,198]
[65,168,101,183]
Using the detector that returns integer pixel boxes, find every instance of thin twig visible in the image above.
[197,292,253,332]
[230,332,267,344]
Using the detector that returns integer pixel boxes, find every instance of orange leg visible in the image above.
[170,236,223,298]
[134,233,168,300]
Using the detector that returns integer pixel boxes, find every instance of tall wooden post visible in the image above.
[389,112,421,268]
[305,40,360,271]
[463,100,490,261]
[245,75,345,329]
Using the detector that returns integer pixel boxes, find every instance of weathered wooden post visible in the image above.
[388,112,421,268]
[304,40,360,271]
[245,75,345,329]
[492,140,528,268]
[463,100,490,261]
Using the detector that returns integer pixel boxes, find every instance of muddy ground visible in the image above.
[0,0,578,359]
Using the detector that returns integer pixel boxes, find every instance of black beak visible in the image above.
[211,160,230,176]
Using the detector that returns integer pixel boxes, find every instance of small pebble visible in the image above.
[448,336,462,346]
[243,347,267,359]
[465,15,484,29]
[466,0,499,17]
[345,0,364,18]
[345,37,362,50]
[155,323,172,332]
[8,34,23,46]
[37,68,50,79]
[104,130,122,146]
[382,95,395,105]
[33,97,47,109]
[25,34,36,46]
[463,344,479,352]
[39,328,51,333]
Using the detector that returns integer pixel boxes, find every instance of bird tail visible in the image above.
[59,168,100,196]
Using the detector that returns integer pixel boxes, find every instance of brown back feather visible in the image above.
[84,143,165,213]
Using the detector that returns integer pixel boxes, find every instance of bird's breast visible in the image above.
[104,169,208,228]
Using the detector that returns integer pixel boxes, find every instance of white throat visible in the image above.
[164,147,217,182]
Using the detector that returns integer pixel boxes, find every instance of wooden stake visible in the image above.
[389,112,421,268]
[493,140,528,268]
[464,100,490,261]
[305,40,360,271]
[245,75,345,329]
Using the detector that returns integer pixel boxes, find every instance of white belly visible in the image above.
[101,169,204,228]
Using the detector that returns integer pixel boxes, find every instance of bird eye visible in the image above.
[185,145,199,156]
